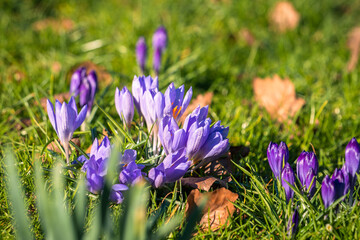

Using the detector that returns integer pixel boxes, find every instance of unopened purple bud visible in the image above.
[341,165,350,195]
[345,137,360,187]
[152,26,167,51]
[110,184,128,204]
[70,67,97,113]
[331,168,346,200]
[115,86,134,129]
[304,169,316,198]
[281,163,295,202]
[287,209,299,237]
[136,37,147,73]
[296,151,318,187]
[267,141,289,179]
[321,175,336,209]
[153,48,162,75]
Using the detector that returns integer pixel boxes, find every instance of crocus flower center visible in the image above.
[172,106,182,119]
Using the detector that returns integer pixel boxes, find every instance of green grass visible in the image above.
[1,0,360,238]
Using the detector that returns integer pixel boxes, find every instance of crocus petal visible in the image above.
[179,87,193,119]
[47,99,58,134]
[75,105,88,130]
[123,149,137,164]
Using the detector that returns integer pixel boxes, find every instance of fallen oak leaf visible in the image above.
[269,1,300,32]
[253,75,305,122]
[185,188,238,231]
[203,156,234,177]
[347,27,360,71]
[181,177,227,192]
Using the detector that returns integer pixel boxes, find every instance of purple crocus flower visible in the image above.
[110,184,128,204]
[85,155,108,194]
[152,26,167,51]
[321,175,336,209]
[132,75,158,117]
[82,136,111,172]
[296,151,318,197]
[70,67,97,115]
[118,149,145,186]
[164,83,193,122]
[115,86,134,129]
[152,26,167,74]
[287,209,299,237]
[331,168,346,199]
[47,96,87,164]
[281,163,295,202]
[136,37,147,73]
[345,137,360,189]
[341,165,350,195]
[267,141,289,179]
[158,116,187,155]
[140,89,164,131]
[148,149,191,188]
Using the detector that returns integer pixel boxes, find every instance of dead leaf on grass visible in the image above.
[347,27,360,71]
[269,1,300,32]
[33,18,74,33]
[68,61,112,87]
[181,177,227,191]
[180,92,213,123]
[253,75,305,122]
[185,188,238,231]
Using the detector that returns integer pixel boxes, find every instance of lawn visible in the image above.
[1,0,360,239]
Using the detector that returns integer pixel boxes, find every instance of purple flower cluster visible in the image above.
[70,67,98,115]
[79,137,145,204]
[321,138,359,208]
[297,151,318,198]
[135,26,168,75]
[267,141,289,179]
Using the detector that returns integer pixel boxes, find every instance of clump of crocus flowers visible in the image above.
[47,71,230,204]
[267,137,360,236]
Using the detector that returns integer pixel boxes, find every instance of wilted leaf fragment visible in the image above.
[347,27,360,71]
[185,188,238,231]
[33,18,74,32]
[253,75,305,122]
[270,1,300,32]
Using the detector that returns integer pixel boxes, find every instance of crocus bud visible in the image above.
[110,184,128,204]
[287,209,299,237]
[296,151,318,186]
[305,169,316,198]
[70,67,97,114]
[321,175,336,209]
[341,165,350,195]
[153,48,162,75]
[115,86,134,129]
[152,26,167,51]
[267,141,289,179]
[345,137,360,187]
[136,37,147,73]
[331,168,346,199]
[281,162,295,202]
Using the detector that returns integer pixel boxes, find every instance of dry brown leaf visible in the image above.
[253,75,305,122]
[203,156,234,177]
[185,188,238,231]
[347,27,360,71]
[181,177,226,191]
[47,138,80,154]
[51,61,62,75]
[39,92,70,111]
[239,28,256,46]
[269,1,300,32]
[32,18,74,32]
[180,92,213,123]
[68,61,112,87]
[14,118,32,131]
